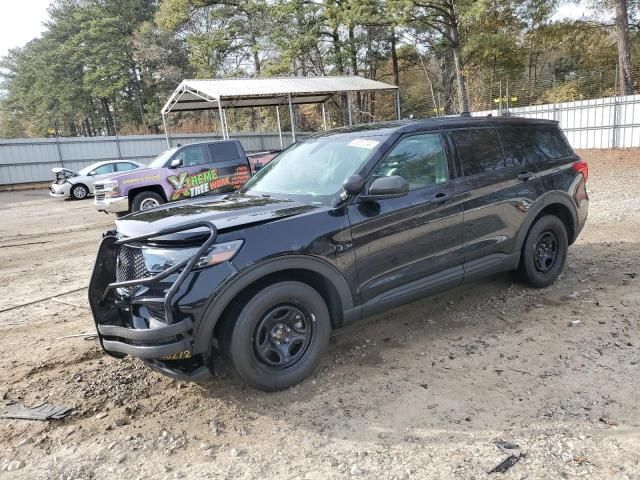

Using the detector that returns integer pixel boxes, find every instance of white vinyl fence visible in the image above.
[473,94,640,149]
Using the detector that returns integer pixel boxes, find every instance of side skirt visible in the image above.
[350,252,520,325]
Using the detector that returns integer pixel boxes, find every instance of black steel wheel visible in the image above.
[222,281,331,391]
[517,215,568,288]
[533,231,559,273]
[253,304,314,369]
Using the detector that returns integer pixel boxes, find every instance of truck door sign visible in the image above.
[168,168,221,201]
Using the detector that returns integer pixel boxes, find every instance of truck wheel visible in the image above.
[222,281,331,391]
[131,191,164,212]
[517,215,568,288]
[70,184,89,200]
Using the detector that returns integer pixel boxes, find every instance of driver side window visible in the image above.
[173,145,208,167]
[373,133,448,190]
[93,164,115,175]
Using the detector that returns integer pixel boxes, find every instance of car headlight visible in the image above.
[101,180,120,198]
[141,240,244,273]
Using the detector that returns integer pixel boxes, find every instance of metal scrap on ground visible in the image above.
[0,403,73,421]
[488,440,525,474]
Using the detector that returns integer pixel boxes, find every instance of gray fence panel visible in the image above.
[0,131,306,185]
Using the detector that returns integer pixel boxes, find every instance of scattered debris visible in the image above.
[488,440,524,474]
[488,455,522,474]
[56,330,98,340]
[568,320,582,327]
[0,403,73,421]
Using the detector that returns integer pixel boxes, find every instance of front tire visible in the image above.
[131,191,164,212]
[517,215,568,288]
[70,184,89,200]
[222,281,331,391]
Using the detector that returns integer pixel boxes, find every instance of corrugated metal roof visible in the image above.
[162,76,398,113]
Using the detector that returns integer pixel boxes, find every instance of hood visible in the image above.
[115,194,325,239]
[52,167,78,175]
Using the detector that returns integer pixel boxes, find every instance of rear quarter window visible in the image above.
[451,128,505,176]
[500,126,571,166]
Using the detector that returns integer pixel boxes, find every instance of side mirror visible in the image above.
[170,158,182,169]
[343,175,365,196]
[361,175,409,201]
[254,161,263,172]
[88,170,96,176]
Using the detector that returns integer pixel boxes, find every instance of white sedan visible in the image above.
[49,160,146,200]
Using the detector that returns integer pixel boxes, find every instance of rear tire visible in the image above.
[222,281,331,391]
[517,215,568,288]
[131,191,164,212]
[70,184,89,200]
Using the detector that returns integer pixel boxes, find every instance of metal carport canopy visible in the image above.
[161,76,399,113]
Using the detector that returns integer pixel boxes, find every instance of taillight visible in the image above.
[572,160,589,182]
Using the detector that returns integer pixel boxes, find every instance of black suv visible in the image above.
[89,117,589,391]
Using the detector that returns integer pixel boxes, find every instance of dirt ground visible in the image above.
[0,149,639,480]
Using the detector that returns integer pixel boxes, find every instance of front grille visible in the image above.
[95,193,105,201]
[116,245,150,283]
[94,184,105,191]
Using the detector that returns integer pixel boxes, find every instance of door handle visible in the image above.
[517,171,534,182]
[431,192,451,205]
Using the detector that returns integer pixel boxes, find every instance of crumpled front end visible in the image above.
[88,222,222,381]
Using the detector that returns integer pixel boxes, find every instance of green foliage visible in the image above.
[1,0,638,138]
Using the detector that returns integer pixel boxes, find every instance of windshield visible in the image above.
[240,135,387,203]
[148,147,179,168]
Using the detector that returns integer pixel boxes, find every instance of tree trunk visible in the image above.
[390,28,399,87]
[348,25,361,122]
[446,1,470,113]
[615,0,634,95]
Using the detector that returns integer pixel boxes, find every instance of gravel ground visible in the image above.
[0,149,639,480]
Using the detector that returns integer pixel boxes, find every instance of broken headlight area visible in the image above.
[140,240,244,273]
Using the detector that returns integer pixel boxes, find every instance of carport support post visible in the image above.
[216,99,225,139]
[395,89,401,120]
[288,93,296,143]
[222,108,229,139]
[322,103,327,131]
[276,106,284,149]
[347,93,353,126]
[162,113,170,148]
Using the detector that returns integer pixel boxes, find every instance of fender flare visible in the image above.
[192,255,355,354]
[514,191,578,252]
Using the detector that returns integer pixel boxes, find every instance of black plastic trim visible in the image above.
[97,318,192,341]
[102,339,192,359]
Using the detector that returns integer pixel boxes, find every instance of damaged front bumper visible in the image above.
[88,221,221,381]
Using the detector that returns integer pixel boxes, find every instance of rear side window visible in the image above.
[116,162,138,172]
[451,128,505,175]
[208,142,241,163]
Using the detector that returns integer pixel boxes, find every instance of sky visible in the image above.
[0,0,51,59]
[0,1,593,61]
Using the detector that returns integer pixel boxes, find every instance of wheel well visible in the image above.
[534,203,575,244]
[127,185,167,209]
[213,268,343,343]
